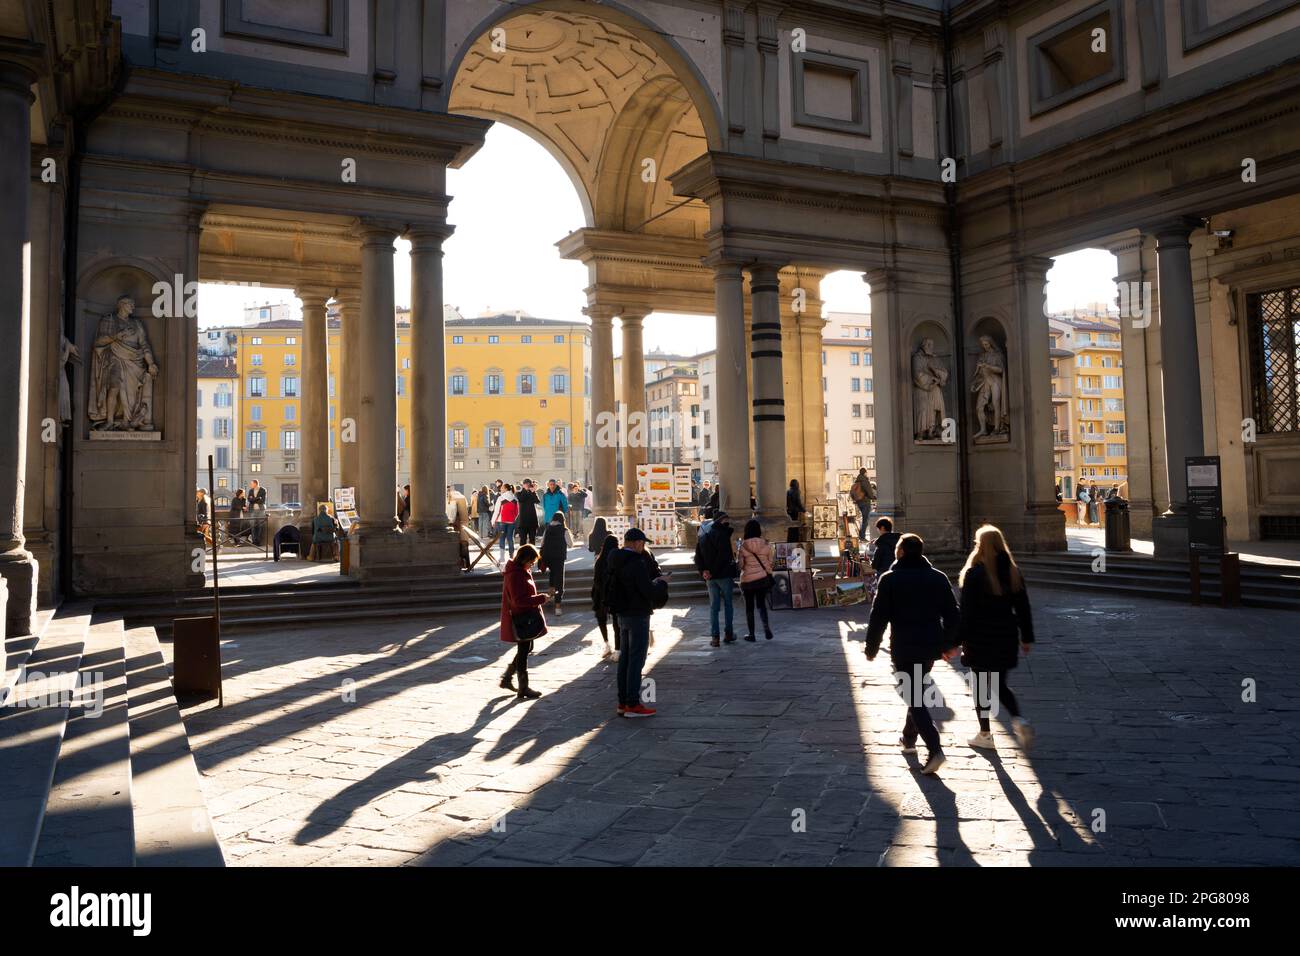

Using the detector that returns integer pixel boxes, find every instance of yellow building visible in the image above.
[1049,313,1128,503]
[204,305,591,504]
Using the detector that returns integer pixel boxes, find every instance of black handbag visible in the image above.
[511,609,545,642]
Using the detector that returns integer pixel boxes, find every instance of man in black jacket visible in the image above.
[515,479,541,546]
[607,528,668,718]
[865,533,960,775]
[693,512,737,646]
[870,517,901,576]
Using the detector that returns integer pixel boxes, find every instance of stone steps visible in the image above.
[1,606,224,868]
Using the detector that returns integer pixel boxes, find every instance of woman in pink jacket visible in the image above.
[499,544,551,700]
[736,519,775,642]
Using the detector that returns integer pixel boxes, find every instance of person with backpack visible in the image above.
[850,467,875,539]
[736,519,775,642]
[491,484,519,562]
[538,511,568,616]
[605,528,668,717]
[498,544,551,701]
[864,533,961,775]
[959,525,1035,751]
[694,510,738,647]
[591,533,620,660]
[516,479,542,545]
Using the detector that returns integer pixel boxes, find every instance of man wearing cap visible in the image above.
[605,528,669,717]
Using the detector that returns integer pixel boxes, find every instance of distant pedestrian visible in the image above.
[850,468,874,539]
[566,483,586,539]
[1075,482,1090,526]
[397,484,411,529]
[605,528,668,717]
[591,533,620,660]
[959,525,1035,751]
[498,544,551,701]
[309,502,340,561]
[474,485,492,539]
[516,479,541,546]
[492,484,519,561]
[736,519,775,642]
[539,511,568,616]
[1087,482,1100,524]
[786,479,805,524]
[588,516,608,553]
[694,510,738,647]
[870,516,900,578]
[542,478,568,524]
[229,488,248,539]
[865,533,961,775]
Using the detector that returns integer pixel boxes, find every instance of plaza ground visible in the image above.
[180,585,1300,867]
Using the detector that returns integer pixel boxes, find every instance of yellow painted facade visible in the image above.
[213,308,591,502]
[1050,315,1128,502]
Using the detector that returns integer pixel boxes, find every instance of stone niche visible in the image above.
[968,316,1010,445]
[76,266,167,442]
[909,320,955,445]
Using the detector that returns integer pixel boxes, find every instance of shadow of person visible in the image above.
[975,748,1063,857]
[913,775,977,866]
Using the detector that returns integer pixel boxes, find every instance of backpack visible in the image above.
[850,481,866,502]
[500,499,519,523]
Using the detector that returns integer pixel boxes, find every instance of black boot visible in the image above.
[500,664,516,691]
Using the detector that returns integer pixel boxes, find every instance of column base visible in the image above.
[1127,498,1157,540]
[350,526,462,581]
[0,550,38,637]
[1152,512,1191,560]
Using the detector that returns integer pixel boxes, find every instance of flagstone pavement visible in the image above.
[181,588,1300,866]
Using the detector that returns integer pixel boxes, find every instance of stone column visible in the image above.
[713,261,751,514]
[296,287,331,520]
[864,270,902,526]
[407,226,451,531]
[357,225,400,536]
[748,263,788,520]
[0,58,39,636]
[337,287,362,491]
[797,311,827,500]
[1150,217,1205,557]
[588,306,618,514]
[1109,234,1157,538]
[619,310,648,513]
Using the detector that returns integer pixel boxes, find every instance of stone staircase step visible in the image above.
[124,625,224,866]
[0,606,92,867]
[34,613,135,867]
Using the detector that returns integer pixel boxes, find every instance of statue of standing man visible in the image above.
[88,295,158,431]
[971,334,1009,439]
[912,337,949,441]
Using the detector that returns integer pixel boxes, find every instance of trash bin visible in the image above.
[1104,497,1131,552]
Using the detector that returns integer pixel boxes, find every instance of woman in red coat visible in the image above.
[499,544,551,700]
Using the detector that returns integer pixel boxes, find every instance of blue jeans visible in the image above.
[707,577,735,637]
[497,522,515,560]
[617,614,651,707]
[856,501,871,539]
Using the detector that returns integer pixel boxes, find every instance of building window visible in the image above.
[214,391,232,408]
[863,352,872,366]
[520,334,532,344]
[554,335,564,343]
[487,427,503,449]
[284,353,296,366]
[397,375,407,397]
[851,404,861,418]
[248,378,266,398]
[281,376,299,398]
[487,373,502,395]
[520,424,534,450]
[247,430,264,450]
[249,462,262,473]
[851,378,861,392]
[215,447,230,469]
[451,427,466,449]
[520,373,535,395]
[850,353,859,366]
[328,375,335,398]
[451,374,467,395]
[250,405,263,422]
[864,379,873,392]
[251,336,262,345]
[282,430,298,450]
[284,405,296,421]
[852,429,862,444]
[864,430,874,443]
[703,385,710,400]
[214,419,231,438]
[1247,285,1300,433]
[1103,375,1122,389]
[1028,1,1125,117]
[452,335,464,344]
[852,456,863,469]
[865,404,874,418]
[551,373,567,394]
[251,354,263,366]
[285,336,296,345]
[488,335,500,344]
[196,419,204,439]
[1104,397,1124,412]
[551,425,568,449]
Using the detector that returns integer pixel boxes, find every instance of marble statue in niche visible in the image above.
[912,337,949,442]
[88,294,159,432]
[971,334,1009,442]
[58,333,80,425]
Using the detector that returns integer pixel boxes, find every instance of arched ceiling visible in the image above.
[448,9,711,239]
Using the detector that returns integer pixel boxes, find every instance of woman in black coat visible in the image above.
[958,525,1036,752]
[538,512,568,615]
[591,534,620,659]
[785,479,805,523]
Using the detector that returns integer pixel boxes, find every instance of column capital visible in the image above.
[1015,254,1056,282]
[0,40,42,98]
[295,287,333,307]
[406,223,454,251]
[748,261,784,289]
[357,221,402,246]
[706,256,746,279]
[1145,216,1203,246]
[585,305,617,327]
[618,310,649,328]
[863,268,896,292]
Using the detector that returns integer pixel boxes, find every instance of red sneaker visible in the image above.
[616,704,627,715]
[623,704,657,718]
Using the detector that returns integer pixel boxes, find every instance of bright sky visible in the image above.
[198,124,1117,353]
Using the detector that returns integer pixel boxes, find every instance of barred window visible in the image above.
[1247,285,1300,433]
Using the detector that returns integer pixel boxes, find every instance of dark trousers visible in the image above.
[617,614,651,707]
[596,609,620,650]
[518,525,538,546]
[742,586,771,637]
[895,660,942,754]
[504,639,532,690]
[972,669,1021,731]
[547,563,564,604]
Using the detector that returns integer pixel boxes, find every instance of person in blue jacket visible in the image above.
[542,478,569,524]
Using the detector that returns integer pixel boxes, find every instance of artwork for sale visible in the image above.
[812,504,838,539]
[769,571,793,610]
[790,571,816,609]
